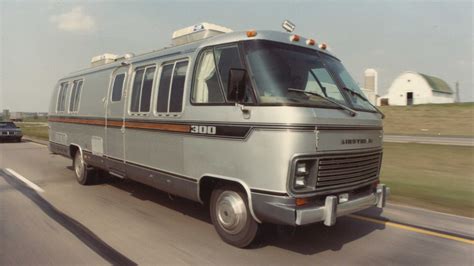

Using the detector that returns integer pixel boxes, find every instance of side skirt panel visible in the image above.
[81,149,199,202]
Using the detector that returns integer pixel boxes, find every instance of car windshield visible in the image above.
[0,122,17,128]
[243,40,346,108]
[320,53,376,111]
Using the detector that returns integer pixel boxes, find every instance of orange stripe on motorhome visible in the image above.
[124,121,190,132]
[49,117,190,133]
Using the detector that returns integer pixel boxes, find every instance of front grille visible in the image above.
[315,150,382,192]
[1,131,13,135]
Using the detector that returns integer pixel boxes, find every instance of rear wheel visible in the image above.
[73,150,97,185]
[210,185,259,248]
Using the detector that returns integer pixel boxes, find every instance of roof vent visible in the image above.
[172,22,232,46]
[91,53,118,67]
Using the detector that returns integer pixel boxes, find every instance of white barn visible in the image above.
[378,71,454,106]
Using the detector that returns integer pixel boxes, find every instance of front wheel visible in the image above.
[210,185,259,248]
[73,150,96,185]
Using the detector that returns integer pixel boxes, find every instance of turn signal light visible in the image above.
[246,30,257,37]
[306,39,316,46]
[296,198,309,206]
[290,34,300,42]
[319,43,327,50]
[371,180,380,190]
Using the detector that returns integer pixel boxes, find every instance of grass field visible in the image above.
[380,103,474,137]
[17,122,49,141]
[381,142,474,217]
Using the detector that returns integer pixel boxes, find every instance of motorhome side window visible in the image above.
[156,60,189,113]
[69,79,83,113]
[57,82,69,112]
[111,74,125,102]
[130,66,156,113]
[192,46,252,104]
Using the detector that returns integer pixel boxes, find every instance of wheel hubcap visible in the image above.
[74,152,85,180]
[216,191,247,235]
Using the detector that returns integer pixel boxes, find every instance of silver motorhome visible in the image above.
[48,23,389,247]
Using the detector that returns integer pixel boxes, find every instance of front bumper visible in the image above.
[252,184,390,226]
[0,134,22,140]
[296,184,390,226]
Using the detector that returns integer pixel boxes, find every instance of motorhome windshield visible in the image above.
[243,40,345,108]
[243,40,375,112]
[320,53,376,112]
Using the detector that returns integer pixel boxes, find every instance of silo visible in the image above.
[363,68,378,105]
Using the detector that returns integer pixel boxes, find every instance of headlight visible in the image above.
[294,175,307,188]
[296,162,308,175]
[292,159,317,191]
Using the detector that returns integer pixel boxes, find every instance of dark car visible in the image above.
[0,121,23,142]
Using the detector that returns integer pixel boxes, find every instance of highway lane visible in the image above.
[1,142,472,265]
[384,134,474,146]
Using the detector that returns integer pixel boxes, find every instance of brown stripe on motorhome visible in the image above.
[48,117,190,133]
[124,121,190,132]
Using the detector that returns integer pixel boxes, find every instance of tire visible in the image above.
[16,137,22,143]
[210,185,259,248]
[73,150,97,185]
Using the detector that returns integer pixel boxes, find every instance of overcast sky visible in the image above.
[1,0,472,112]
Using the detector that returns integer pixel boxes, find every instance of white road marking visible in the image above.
[4,168,45,193]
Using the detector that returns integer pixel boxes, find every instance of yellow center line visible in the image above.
[348,214,474,245]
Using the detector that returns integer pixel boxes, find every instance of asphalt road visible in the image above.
[384,135,474,146]
[1,142,472,265]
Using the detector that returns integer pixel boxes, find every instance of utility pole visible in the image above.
[455,81,460,102]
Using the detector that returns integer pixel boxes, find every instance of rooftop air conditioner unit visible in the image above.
[90,53,119,67]
[172,22,232,46]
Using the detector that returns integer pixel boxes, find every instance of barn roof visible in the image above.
[418,73,453,94]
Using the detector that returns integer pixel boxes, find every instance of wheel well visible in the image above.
[69,145,79,158]
[199,176,246,205]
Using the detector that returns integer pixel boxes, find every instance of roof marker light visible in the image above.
[246,30,257,37]
[306,39,316,46]
[290,34,300,42]
[319,43,327,50]
[282,20,296,32]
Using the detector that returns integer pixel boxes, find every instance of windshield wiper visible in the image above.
[288,88,357,117]
[342,87,385,119]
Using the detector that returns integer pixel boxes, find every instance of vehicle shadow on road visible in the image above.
[258,209,385,254]
[106,178,212,224]
[103,176,385,254]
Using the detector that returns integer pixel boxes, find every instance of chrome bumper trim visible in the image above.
[296,184,390,226]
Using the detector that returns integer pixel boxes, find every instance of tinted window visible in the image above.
[111,74,125,102]
[130,69,145,112]
[74,80,83,112]
[140,67,156,112]
[57,82,69,112]
[169,61,188,112]
[69,81,78,112]
[69,80,83,112]
[156,64,173,113]
[130,66,156,113]
[192,49,224,103]
[215,46,244,97]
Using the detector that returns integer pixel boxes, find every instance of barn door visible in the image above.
[407,92,413,105]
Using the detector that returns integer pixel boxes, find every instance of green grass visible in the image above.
[22,116,48,123]
[379,103,474,137]
[381,142,474,217]
[17,122,49,140]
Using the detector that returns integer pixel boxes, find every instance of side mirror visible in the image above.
[227,68,247,103]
